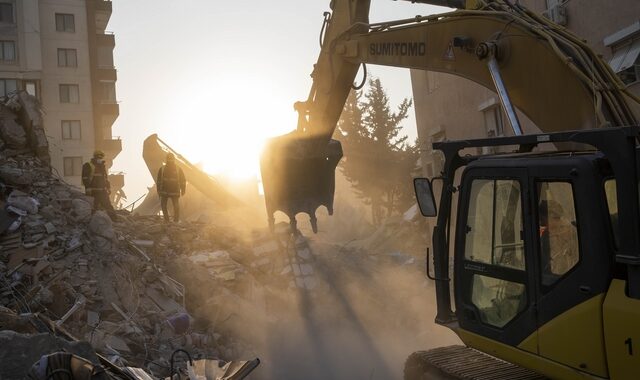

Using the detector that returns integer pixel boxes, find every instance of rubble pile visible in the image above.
[0,93,264,379]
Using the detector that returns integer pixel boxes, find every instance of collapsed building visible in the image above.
[0,92,262,379]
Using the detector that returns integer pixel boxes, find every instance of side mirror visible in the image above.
[414,178,437,217]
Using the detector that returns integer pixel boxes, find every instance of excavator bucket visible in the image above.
[260,132,342,233]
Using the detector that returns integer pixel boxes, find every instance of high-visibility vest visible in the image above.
[83,161,108,194]
[157,165,182,196]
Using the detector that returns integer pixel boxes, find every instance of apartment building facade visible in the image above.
[0,0,121,191]
[411,0,640,177]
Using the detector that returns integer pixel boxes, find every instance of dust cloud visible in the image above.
[168,212,460,380]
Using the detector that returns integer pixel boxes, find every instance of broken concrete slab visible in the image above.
[188,358,260,380]
[0,167,33,186]
[0,208,18,235]
[70,198,92,221]
[0,331,100,380]
[0,117,27,148]
[89,211,115,240]
[146,287,185,315]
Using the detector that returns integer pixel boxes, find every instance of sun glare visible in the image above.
[160,78,298,182]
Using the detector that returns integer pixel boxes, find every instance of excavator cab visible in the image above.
[414,127,640,379]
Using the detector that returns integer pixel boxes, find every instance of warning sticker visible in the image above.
[443,42,455,61]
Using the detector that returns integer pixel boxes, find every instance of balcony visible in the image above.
[99,138,122,159]
[94,0,112,33]
[97,67,117,81]
[108,173,124,189]
[99,100,119,115]
[96,33,115,48]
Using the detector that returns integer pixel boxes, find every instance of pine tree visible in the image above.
[337,78,418,225]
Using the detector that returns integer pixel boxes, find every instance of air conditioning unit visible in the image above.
[546,4,568,26]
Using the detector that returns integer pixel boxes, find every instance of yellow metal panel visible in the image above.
[603,279,640,380]
[538,295,608,378]
[457,329,607,380]
[518,331,538,354]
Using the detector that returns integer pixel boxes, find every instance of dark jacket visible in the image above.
[82,159,110,194]
[157,163,186,197]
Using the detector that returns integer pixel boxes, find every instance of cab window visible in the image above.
[465,179,525,270]
[537,182,579,287]
[604,179,619,247]
[464,179,526,328]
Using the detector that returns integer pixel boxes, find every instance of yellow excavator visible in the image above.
[260,0,640,379]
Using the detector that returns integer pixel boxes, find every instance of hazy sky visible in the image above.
[109,1,447,203]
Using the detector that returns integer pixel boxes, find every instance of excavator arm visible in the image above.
[260,0,640,232]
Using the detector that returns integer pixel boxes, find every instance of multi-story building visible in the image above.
[0,0,121,191]
[411,0,640,177]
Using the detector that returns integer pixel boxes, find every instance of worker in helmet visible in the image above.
[82,150,117,219]
[157,153,186,222]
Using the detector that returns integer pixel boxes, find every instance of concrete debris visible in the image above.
[0,92,264,378]
[7,189,39,214]
[0,166,34,185]
[0,116,27,148]
[71,198,92,222]
[0,330,101,380]
[188,358,260,380]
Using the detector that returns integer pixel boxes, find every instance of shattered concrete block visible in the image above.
[297,247,312,260]
[44,222,56,234]
[6,205,27,217]
[0,167,33,185]
[105,335,131,353]
[0,118,27,148]
[65,235,83,252]
[0,331,100,380]
[89,211,115,240]
[7,190,39,214]
[39,205,57,220]
[300,263,314,276]
[252,240,279,256]
[303,276,317,290]
[71,199,92,221]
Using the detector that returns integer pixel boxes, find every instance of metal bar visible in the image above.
[393,0,466,8]
[487,56,523,136]
[433,126,638,151]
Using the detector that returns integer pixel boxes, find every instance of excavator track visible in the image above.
[404,346,548,380]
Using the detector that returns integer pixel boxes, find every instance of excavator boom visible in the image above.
[260,0,639,232]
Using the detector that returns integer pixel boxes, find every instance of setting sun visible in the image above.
[158,77,298,181]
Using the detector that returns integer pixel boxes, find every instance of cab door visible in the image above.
[454,168,539,348]
[529,160,611,378]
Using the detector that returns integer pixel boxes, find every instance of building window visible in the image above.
[609,39,640,86]
[63,157,83,177]
[0,3,13,24]
[61,120,81,140]
[483,106,505,137]
[57,48,77,67]
[0,78,17,97]
[55,13,75,33]
[59,84,79,103]
[0,40,15,62]
[101,82,116,103]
